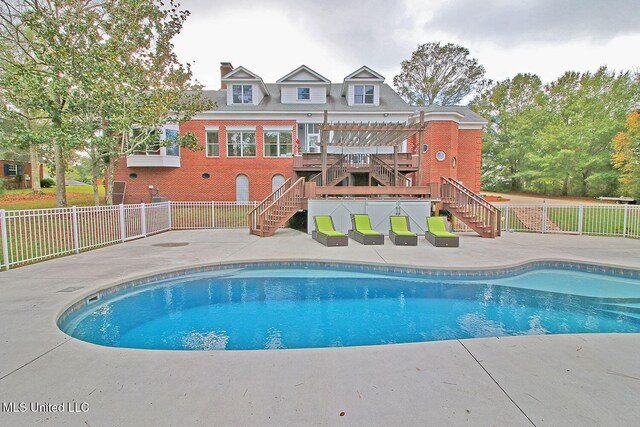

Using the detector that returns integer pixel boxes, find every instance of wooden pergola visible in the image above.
[318,110,427,186]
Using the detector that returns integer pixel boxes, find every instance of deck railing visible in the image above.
[441,177,501,237]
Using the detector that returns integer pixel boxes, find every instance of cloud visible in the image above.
[426,0,640,46]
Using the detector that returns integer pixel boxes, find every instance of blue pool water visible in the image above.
[59,264,640,350]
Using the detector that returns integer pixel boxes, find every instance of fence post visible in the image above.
[119,204,126,242]
[211,201,215,229]
[140,203,147,237]
[623,204,628,238]
[542,204,547,234]
[504,205,509,232]
[1,209,9,271]
[72,206,80,254]
[167,201,173,230]
[577,204,584,235]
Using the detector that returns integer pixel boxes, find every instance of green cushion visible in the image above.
[430,230,456,238]
[390,216,416,237]
[427,217,452,234]
[358,229,381,236]
[393,230,416,237]
[315,216,336,232]
[353,215,373,231]
[320,230,346,237]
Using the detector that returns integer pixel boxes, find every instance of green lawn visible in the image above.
[0,186,105,210]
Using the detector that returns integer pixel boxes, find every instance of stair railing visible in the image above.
[440,177,501,237]
[370,155,409,186]
[248,178,292,234]
[309,154,349,186]
[256,177,306,236]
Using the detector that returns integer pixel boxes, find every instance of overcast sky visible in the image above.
[174,0,640,91]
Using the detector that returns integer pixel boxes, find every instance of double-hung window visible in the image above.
[232,84,253,104]
[264,130,293,157]
[5,164,17,176]
[206,131,219,157]
[227,131,256,157]
[354,85,374,104]
[297,87,310,100]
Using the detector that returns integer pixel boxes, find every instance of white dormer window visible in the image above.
[297,87,310,100]
[232,84,253,104]
[354,85,374,104]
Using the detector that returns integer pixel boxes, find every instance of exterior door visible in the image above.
[236,174,249,202]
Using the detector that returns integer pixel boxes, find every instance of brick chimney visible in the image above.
[220,62,233,89]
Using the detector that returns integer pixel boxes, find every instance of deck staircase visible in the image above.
[309,154,409,186]
[248,177,306,237]
[440,177,501,238]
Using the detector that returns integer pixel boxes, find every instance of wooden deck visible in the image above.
[304,182,439,199]
[293,153,419,172]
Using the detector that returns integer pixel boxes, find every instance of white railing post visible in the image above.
[623,204,628,238]
[211,201,215,229]
[542,204,547,234]
[504,205,509,231]
[119,203,126,241]
[577,204,584,235]
[72,206,80,254]
[167,201,172,230]
[1,209,10,271]
[140,203,147,237]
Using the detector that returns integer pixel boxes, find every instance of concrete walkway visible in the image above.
[0,229,639,426]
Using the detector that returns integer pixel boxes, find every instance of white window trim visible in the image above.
[204,126,220,131]
[226,130,257,158]
[226,126,256,131]
[206,130,220,158]
[354,84,375,105]
[232,84,253,104]
[263,130,294,158]
[263,126,294,131]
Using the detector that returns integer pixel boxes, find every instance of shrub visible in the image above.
[40,178,55,188]
[0,178,4,196]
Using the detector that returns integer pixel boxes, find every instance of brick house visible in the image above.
[1,159,43,190]
[114,63,486,204]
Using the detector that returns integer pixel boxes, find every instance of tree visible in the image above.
[394,42,486,106]
[612,112,640,198]
[0,1,212,206]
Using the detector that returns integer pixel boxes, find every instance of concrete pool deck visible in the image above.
[1,229,639,426]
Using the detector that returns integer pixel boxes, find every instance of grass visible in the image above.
[0,186,105,210]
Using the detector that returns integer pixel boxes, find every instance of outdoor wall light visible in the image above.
[383,113,389,117]
[306,113,312,117]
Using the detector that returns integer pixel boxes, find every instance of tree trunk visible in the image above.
[561,176,569,196]
[54,141,67,207]
[29,143,41,193]
[90,142,100,206]
[105,156,116,205]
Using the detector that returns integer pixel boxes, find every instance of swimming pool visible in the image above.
[58,261,640,350]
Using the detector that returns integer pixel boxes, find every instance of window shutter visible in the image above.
[3,164,9,176]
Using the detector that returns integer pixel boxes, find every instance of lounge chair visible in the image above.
[348,214,384,245]
[426,216,459,247]
[389,216,418,246]
[312,216,348,246]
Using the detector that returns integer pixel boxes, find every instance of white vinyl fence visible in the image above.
[452,204,640,238]
[0,201,256,271]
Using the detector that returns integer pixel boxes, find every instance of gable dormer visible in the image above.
[276,65,331,104]
[342,66,385,107]
[222,66,270,106]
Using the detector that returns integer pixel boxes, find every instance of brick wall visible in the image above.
[114,120,297,203]
[113,118,484,203]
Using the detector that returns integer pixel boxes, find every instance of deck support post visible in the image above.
[321,110,328,186]
[417,111,425,186]
[393,145,399,186]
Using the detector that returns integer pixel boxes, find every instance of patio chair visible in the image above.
[425,216,459,247]
[349,214,384,245]
[312,216,348,246]
[389,216,418,246]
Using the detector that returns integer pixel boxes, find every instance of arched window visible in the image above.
[271,174,285,192]
[236,174,249,202]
